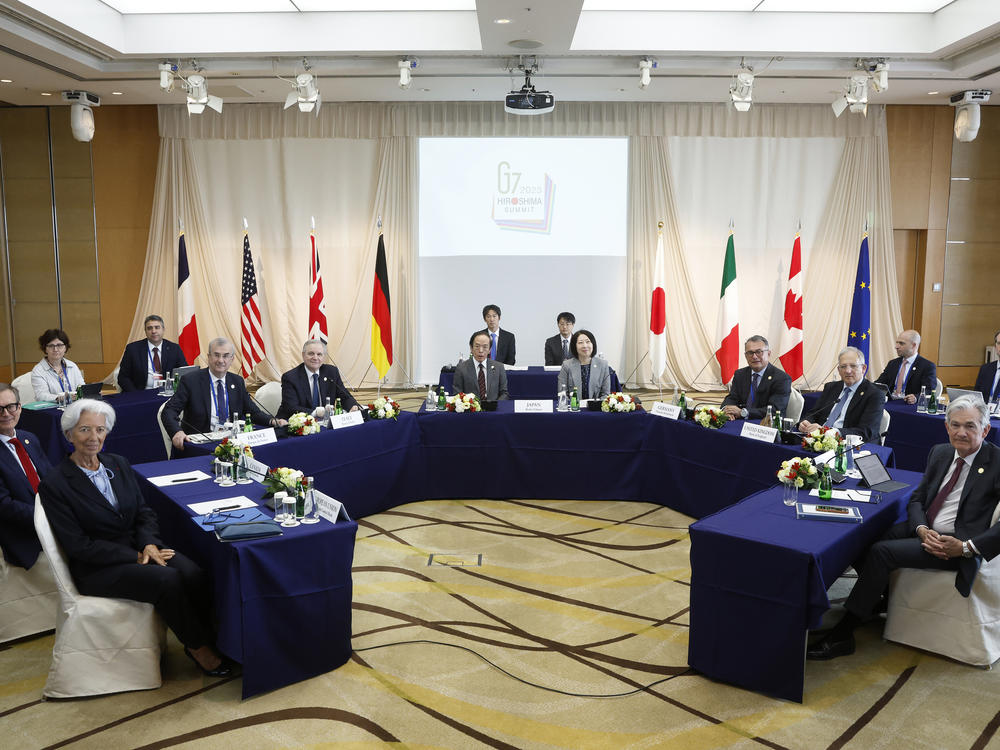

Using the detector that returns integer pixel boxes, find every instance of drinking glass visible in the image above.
[301,476,320,524]
[213,458,226,483]
[782,481,799,507]
[236,458,253,485]
[272,491,287,521]
[281,495,299,527]
[217,461,234,487]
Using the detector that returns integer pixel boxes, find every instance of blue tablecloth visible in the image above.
[135,457,358,699]
[801,391,1000,472]
[687,468,922,702]
[438,365,620,400]
[19,389,170,465]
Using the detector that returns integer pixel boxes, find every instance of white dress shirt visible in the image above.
[931,446,982,535]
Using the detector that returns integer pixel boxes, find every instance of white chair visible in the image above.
[34,497,165,698]
[11,373,34,404]
[0,549,58,644]
[935,378,944,400]
[879,410,891,446]
[884,503,1000,667]
[156,401,175,460]
[254,381,282,417]
[785,387,804,424]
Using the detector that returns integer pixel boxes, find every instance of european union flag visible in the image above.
[846,234,871,364]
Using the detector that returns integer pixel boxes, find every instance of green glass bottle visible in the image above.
[677,390,687,413]
[335,397,343,415]
[244,412,252,432]
[927,389,938,415]
[818,465,833,500]
[773,409,783,431]
[834,442,847,473]
[437,388,447,411]
[570,386,580,412]
[295,479,305,518]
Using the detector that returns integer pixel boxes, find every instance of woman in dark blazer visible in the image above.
[556,330,611,401]
[38,399,231,677]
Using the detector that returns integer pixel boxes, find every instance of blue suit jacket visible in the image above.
[277,364,359,419]
[975,361,999,402]
[0,429,53,569]
[117,338,188,392]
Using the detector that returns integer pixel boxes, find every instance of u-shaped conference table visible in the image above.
[135,403,901,699]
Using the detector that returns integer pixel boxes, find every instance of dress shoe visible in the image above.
[184,647,234,677]
[806,633,855,660]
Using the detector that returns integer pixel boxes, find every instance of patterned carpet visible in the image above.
[3,390,999,748]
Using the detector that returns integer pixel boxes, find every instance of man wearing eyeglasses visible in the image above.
[798,346,886,443]
[162,337,286,451]
[0,382,53,570]
[722,335,791,421]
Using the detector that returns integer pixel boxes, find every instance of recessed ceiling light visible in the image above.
[112,91,124,95]
[40,92,52,96]
[493,18,511,23]
[421,88,431,92]
[927,91,939,95]
[0,79,11,83]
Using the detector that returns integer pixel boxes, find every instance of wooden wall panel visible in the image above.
[887,106,934,229]
[927,106,954,231]
[943,243,1000,305]
[892,228,918,328]
[918,229,945,364]
[946,179,1000,242]
[939,305,1000,366]
[92,105,159,372]
[951,105,1000,180]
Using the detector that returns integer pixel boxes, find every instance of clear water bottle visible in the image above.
[557,390,568,412]
[762,404,774,427]
[916,385,928,413]
[426,386,436,410]
[324,396,333,426]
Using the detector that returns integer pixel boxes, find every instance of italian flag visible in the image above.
[714,231,739,386]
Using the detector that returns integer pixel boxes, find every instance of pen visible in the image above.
[170,476,200,483]
[212,504,242,511]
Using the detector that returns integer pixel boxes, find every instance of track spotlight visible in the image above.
[399,58,418,90]
[832,73,869,118]
[284,72,321,114]
[730,69,754,112]
[638,58,656,90]
[159,62,177,93]
[185,74,222,115]
[951,90,991,142]
[870,61,888,93]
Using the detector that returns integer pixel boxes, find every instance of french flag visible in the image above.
[177,232,200,364]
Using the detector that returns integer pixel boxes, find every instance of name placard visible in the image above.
[314,490,346,523]
[236,427,277,448]
[331,411,364,430]
[240,455,270,481]
[740,422,778,443]
[649,401,681,420]
[514,400,553,413]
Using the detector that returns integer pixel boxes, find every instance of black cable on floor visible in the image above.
[353,639,692,697]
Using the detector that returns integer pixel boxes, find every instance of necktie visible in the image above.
[894,360,907,394]
[9,437,40,493]
[562,339,569,360]
[490,333,497,360]
[749,372,760,406]
[312,373,321,408]
[926,457,965,526]
[478,363,487,400]
[152,347,162,375]
[824,387,851,428]
[215,379,228,423]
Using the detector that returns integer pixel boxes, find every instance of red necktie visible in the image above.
[9,437,40,494]
[925,457,964,526]
[152,346,162,375]
[478,363,487,400]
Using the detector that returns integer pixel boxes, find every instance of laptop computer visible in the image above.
[171,365,200,380]
[946,387,985,405]
[77,382,103,399]
[855,453,910,493]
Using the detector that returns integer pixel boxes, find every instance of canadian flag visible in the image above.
[778,234,804,381]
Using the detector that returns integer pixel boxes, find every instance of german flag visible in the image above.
[370,232,393,379]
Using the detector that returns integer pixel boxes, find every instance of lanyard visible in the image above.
[50,361,70,392]
[210,378,230,419]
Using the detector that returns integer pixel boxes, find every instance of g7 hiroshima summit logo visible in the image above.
[491,160,555,234]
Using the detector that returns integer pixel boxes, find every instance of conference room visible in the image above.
[1,2,1000,748]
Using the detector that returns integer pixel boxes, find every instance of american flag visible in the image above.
[240,232,266,377]
[308,232,328,343]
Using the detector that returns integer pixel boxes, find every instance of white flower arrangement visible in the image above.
[777,456,820,489]
[801,426,843,453]
[287,412,320,436]
[368,396,401,420]
[446,392,481,413]
[601,392,636,413]
[694,404,730,429]
[264,466,304,494]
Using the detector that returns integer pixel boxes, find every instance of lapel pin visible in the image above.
[230,384,235,390]
[323,377,328,382]
[767,375,772,381]
[979,467,985,474]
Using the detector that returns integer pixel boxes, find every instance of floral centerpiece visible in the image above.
[368,396,401,420]
[263,466,304,496]
[213,438,253,464]
[801,426,843,453]
[694,404,730,429]
[777,456,820,489]
[287,412,320,436]
[601,392,636,413]
[446,392,481,413]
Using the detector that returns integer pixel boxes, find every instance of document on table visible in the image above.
[147,470,213,487]
[187,430,231,444]
[187,496,258,515]
[808,488,875,503]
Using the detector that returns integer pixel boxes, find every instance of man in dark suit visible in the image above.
[277,339,359,419]
[478,304,516,366]
[117,315,188,392]
[799,346,887,444]
[974,329,1000,403]
[544,312,575,366]
[722,335,791,421]
[0,383,52,570]
[874,329,937,405]
[453,332,509,401]
[808,395,1000,659]
[162,337,286,451]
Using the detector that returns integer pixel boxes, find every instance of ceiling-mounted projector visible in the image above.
[504,68,554,116]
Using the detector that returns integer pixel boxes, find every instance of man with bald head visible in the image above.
[874,329,937,405]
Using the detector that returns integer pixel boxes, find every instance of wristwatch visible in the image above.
[962,541,973,558]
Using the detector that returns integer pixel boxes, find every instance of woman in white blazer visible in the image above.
[557,330,611,401]
[31,328,85,403]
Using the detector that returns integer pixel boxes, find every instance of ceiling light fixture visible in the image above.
[832,72,870,117]
[729,62,754,112]
[638,58,656,90]
[185,74,222,115]
[284,71,321,114]
[399,58,418,90]
[493,18,511,24]
[869,61,889,93]
[951,90,991,142]
[0,79,11,83]
[159,62,177,92]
